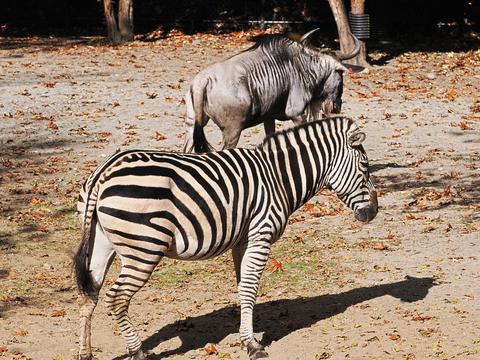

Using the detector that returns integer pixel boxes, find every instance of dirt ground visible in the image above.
[0,31,479,360]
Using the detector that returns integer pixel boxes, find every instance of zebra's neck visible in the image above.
[259,122,331,215]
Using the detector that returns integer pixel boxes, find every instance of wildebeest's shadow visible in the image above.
[113,276,435,359]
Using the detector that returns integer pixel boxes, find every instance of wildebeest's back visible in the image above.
[198,44,295,124]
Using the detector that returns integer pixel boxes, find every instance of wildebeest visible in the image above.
[183,29,360,152]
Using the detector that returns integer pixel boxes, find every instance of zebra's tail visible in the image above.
[190,79,213,153]
[73,182,98,296]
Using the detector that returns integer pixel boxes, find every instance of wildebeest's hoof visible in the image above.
[247,339,269,359]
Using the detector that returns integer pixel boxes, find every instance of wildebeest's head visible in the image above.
[297,28,361,117]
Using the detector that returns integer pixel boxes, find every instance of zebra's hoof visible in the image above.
[247,340,269,359]
[78,355,93,360]
[129,349,148,360]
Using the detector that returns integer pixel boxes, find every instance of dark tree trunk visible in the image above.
[349,0,369,67]
[103,0,133,44]
[327,0,369,67]
[119,0,134,42]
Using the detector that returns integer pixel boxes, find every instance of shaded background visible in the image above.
[1,0,479,39]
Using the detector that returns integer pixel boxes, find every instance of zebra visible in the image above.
[74,116,377,360]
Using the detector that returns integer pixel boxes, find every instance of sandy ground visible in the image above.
[0,32,479,360]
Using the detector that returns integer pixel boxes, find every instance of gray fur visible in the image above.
[183,32,357,152]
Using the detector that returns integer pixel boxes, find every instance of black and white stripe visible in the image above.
[74,116,377,360]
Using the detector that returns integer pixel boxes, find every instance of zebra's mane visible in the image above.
[258,117,356,150]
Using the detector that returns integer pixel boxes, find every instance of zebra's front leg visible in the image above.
[233,240,271,359]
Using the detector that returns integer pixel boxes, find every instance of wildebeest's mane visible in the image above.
[244,33,315,56]
[258,116,355,150]
[244,33,333,60]
[246,33,293,50]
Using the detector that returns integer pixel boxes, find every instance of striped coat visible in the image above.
[75,116,377,360]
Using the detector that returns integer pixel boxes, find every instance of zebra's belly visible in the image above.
[164,225,243,260]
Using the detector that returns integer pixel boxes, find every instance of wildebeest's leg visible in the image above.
[221,125,243,150]
[321,100,334,117]
[183,90,196,152]
[104,254,162,359]
[184,90,210,152]
[263,119,276,136]
[232,240,270,359]
[78,224,115,360]
[291,115,308,127]
[285,87,309,119]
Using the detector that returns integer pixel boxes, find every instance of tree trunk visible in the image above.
[327,0,369,67]
[351,0,365,13]
[103,0,133,44]
[118,0,134,42]
[349,0,369,67]
[103,0,121,44]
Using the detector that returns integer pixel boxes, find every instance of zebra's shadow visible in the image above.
[115,276,435,359]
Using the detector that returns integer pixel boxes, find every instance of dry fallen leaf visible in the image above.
[421,226,435,233]
[270,258,284,272]
[48,119,59,130]
[315,352,331,359]
[154,131,167,141]
[387,332,401,341]
[379,233,396,241]
[12,329,28,337]
[51,309,66,317]
[446,88,457,101]
[412,313,432,322]
[43,81,56,88]
[98,132,112,138]
[148,293,158,302]
[418,327,435,337]
[373,242,388,251]
[204,343,218,356]
[366,335,379,342]
[405,213,425,220]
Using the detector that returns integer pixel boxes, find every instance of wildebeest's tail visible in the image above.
[73,180,98,295]
[190,78,213,153]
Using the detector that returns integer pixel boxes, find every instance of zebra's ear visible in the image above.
[348,131,366,147]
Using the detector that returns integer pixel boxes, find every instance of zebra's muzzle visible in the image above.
[354,189,378,223]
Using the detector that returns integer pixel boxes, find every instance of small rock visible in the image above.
[425,73,436,80]
[43,263,53,270]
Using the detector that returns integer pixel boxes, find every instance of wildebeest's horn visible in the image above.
[299,28,320,45]
[335,32,361,60]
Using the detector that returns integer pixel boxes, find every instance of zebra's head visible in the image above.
[327,121,378,223]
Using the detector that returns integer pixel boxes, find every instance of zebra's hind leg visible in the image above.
[77,222,116,360]
[232,240,271,359]
[78,292,98,360]
[104,258,160,360]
